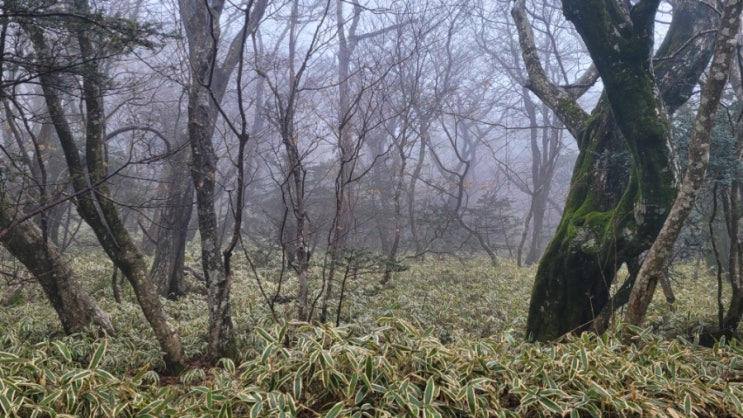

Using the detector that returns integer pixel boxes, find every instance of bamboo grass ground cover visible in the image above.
[0,255,740,417]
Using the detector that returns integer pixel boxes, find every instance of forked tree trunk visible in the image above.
[512,0,721,341]
[25,1,186,372]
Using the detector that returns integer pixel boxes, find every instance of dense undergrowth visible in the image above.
[0,254,741,417]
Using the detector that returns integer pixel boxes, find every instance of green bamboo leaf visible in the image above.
[425,406,443,418]
[53,341,72,362]
[61,369,92,383]
[286,395,297,415]
[728,389,743,413]
[277,324,288,346]
[354,385,369,404]
[218,358,236,375]
[346,372,358,399]
[0,352,21,362]
[34,405,57,417]
[539,388,568,398]
[250,401,262,418]
[588,382,610,399]
[88,339,107,369]
[0,392,12,415]
[138,399,164,416]
[683,394,692,416]
[365,356,373,380]
[112,403,129,416]
[206,389,214,411]
[256,327,276,344]
[325,401,344,418]
[466,385,477,416]
[612,397,628,410]
[93,369,116,381]
[65,388,75,410]
[218,403,232,418]
[293,373,302,400]
[278,393,286,411]
[538,396,563,415]
[579,347,588,369]
[424,377,436,405]
[260,345,277,364]
[39,389,63,407]
[581,402,602,418]
[320,350,333,369]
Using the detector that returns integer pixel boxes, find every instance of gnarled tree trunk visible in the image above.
[512,0,721,341]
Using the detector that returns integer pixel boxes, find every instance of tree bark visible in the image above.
[0,197,115,335]
[149,143,194,299]
[513,0,721,341]
[625,0,742,327]
[714,46,743,335]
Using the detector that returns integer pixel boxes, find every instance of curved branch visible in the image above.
[511,0,588,140]
[105,125,172,153]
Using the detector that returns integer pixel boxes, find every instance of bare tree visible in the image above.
[255,0,333,321]
[0,76,114,334]
[478,1,586,267]
[178,0,267,360]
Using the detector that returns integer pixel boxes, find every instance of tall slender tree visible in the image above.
[178,0,267,360]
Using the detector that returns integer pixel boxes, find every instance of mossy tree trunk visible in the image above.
[512,0,721,341]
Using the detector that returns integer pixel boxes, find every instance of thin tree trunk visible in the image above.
[722,171,743,330]
[408,138,426,257]
[382,144,407,285]
[178,0,266,360]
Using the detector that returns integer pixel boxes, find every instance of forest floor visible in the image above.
[0,252,740,417]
